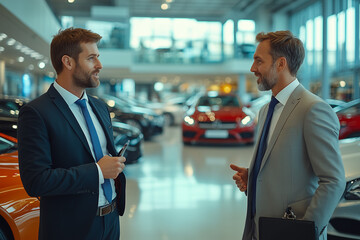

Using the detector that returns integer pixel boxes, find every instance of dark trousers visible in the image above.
[85,210,120,240]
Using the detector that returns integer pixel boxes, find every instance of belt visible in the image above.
[96,201,116,217]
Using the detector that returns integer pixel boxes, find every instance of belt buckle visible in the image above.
[98,201,116,217]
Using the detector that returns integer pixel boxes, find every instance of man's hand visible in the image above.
[97,155,126,179]
[230,164,248,192]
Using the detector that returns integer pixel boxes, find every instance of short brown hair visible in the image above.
[50,28,102,74]
[256,30,305,76]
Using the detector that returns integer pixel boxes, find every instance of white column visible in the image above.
[237,74,248,104]
[321,0,330,99]
[0,60,5,95]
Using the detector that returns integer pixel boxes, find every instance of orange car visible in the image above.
[0,133,39,240]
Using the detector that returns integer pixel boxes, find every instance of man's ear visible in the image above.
[62,55,74,71]
[276,57,287,72]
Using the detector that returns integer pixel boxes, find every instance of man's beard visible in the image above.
[73,65,99,89]
[257,64,278,91]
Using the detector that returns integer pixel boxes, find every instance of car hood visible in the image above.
[339,138,360,181]
[0,152,21,190]
[193,106,247,121]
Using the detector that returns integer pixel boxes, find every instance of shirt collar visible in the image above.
[53,80,88,105]
[274,78,299,106]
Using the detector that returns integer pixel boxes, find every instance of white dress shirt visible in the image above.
[268,79,299,144]
[53,81,116,206]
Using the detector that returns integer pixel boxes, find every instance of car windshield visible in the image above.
[197,96,240,107]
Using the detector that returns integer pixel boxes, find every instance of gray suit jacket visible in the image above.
[243,84,345,240]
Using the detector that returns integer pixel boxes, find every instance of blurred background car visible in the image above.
[0,133,39,240]
[0,96,29,117]
[98,94,164,140]
[326,99,345,109]
[112,121,143,164]
[0,96,144,163]
[328,137,360,240]
[0,97,29,138]
[182,92,256,145]
[247,94,271,121]
[334,99,360,139]
[115,93,186,126]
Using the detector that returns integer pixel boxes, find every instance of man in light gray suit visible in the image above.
[230,31,345,240]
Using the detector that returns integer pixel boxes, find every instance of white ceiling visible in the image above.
[45,0,307,21]
[0,0,312,82]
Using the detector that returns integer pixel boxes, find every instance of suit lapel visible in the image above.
[47,84,93,157]
[259,85,304,170]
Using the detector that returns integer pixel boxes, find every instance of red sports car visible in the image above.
[182,93,256,145]
[335,99,360,139]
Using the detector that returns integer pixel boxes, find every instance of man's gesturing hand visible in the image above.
[98,155,126,179]
[230,164,248,192]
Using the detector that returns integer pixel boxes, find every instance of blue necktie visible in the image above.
[251,96,279,217]
[76,99,113,204]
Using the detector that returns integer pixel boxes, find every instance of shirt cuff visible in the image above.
[96,163,105,184]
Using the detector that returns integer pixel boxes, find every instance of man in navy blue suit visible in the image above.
[18,28,126,240]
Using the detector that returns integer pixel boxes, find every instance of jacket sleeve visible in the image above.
[303,101,346,233]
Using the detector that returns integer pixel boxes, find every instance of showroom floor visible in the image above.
[120,126,255,240]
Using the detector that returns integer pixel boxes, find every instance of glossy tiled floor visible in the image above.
[120,126,255,240]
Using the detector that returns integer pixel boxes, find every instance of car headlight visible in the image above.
[143,114,154,121]
[345,178,360,200]
[184,116,195,126]
[239,116,254,127]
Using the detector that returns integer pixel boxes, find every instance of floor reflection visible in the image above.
[121,126,254,240]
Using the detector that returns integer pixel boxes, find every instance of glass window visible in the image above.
[314,16,323,75]
[328,14,337,71]
[346,7,355,64]
[223,20,234,59]
[338,11,346,66]
[130,17,223,63]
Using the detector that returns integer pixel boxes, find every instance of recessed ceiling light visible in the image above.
[38,62,46,69]
[28,64,34,70]
[68,0,75,3]
[0,33,7,41]
[161,3,169,10]
[7,38,16,46]
[0,47,4,52]
[15,43,22,50]
[18,56,25,62]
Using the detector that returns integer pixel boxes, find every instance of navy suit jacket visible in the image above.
[18,84,126,240]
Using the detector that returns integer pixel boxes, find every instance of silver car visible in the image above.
[327,137,360,240]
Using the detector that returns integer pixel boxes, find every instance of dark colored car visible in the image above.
[182,92,256,145]
[335,99,360,139]
[112,121,143,164]
[0,96,143,162]
[98,94,164,140]
[0,97,29,138]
